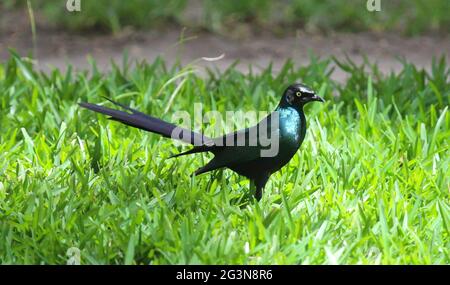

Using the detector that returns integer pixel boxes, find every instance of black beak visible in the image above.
[312,95,325,102]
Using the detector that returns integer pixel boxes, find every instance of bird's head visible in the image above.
[281,83,324,108]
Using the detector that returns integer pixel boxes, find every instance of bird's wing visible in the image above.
[211,112,275,148]
[171,112,277,161]
[193,118,275,175]
[169,127,256,159]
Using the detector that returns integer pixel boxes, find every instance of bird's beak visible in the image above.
[312,95,325,102]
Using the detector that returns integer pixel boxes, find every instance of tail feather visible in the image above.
[169,145,211,159]
[192,157,223,176]
[79,100,211,145]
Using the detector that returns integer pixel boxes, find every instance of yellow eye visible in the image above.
[296,91,301,97]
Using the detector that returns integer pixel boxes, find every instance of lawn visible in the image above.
[0,53,448,264]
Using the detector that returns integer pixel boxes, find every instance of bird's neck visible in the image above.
[276,102,304,113]
[275,104,306,122]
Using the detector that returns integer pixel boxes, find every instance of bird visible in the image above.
[79,83,324,201]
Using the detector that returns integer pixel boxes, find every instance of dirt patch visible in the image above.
[1,9,449,82]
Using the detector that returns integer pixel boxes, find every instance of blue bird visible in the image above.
[80,83,324,201]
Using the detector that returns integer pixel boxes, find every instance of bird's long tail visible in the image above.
[79,98,212,145]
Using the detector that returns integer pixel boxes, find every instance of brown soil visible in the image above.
[1,9,449,82]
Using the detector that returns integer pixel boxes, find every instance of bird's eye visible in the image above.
[296,91,301,97]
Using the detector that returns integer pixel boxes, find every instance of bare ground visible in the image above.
[1,9,449,82]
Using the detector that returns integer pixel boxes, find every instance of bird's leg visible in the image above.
[255,184,263,201]
[249,180,256,198]
[254,175,270,201]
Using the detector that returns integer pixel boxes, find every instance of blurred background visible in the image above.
[1,0,449,81]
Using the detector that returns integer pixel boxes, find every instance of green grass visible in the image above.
[0,52,449,264]
[8,0,450,35]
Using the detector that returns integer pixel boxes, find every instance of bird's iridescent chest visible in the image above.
[277,107,306,149]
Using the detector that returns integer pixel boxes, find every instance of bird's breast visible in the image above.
[255,107,306,174]
[278,107,306,148]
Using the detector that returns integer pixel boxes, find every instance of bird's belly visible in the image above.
[266,139,300,171]
[228,140,300,179]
